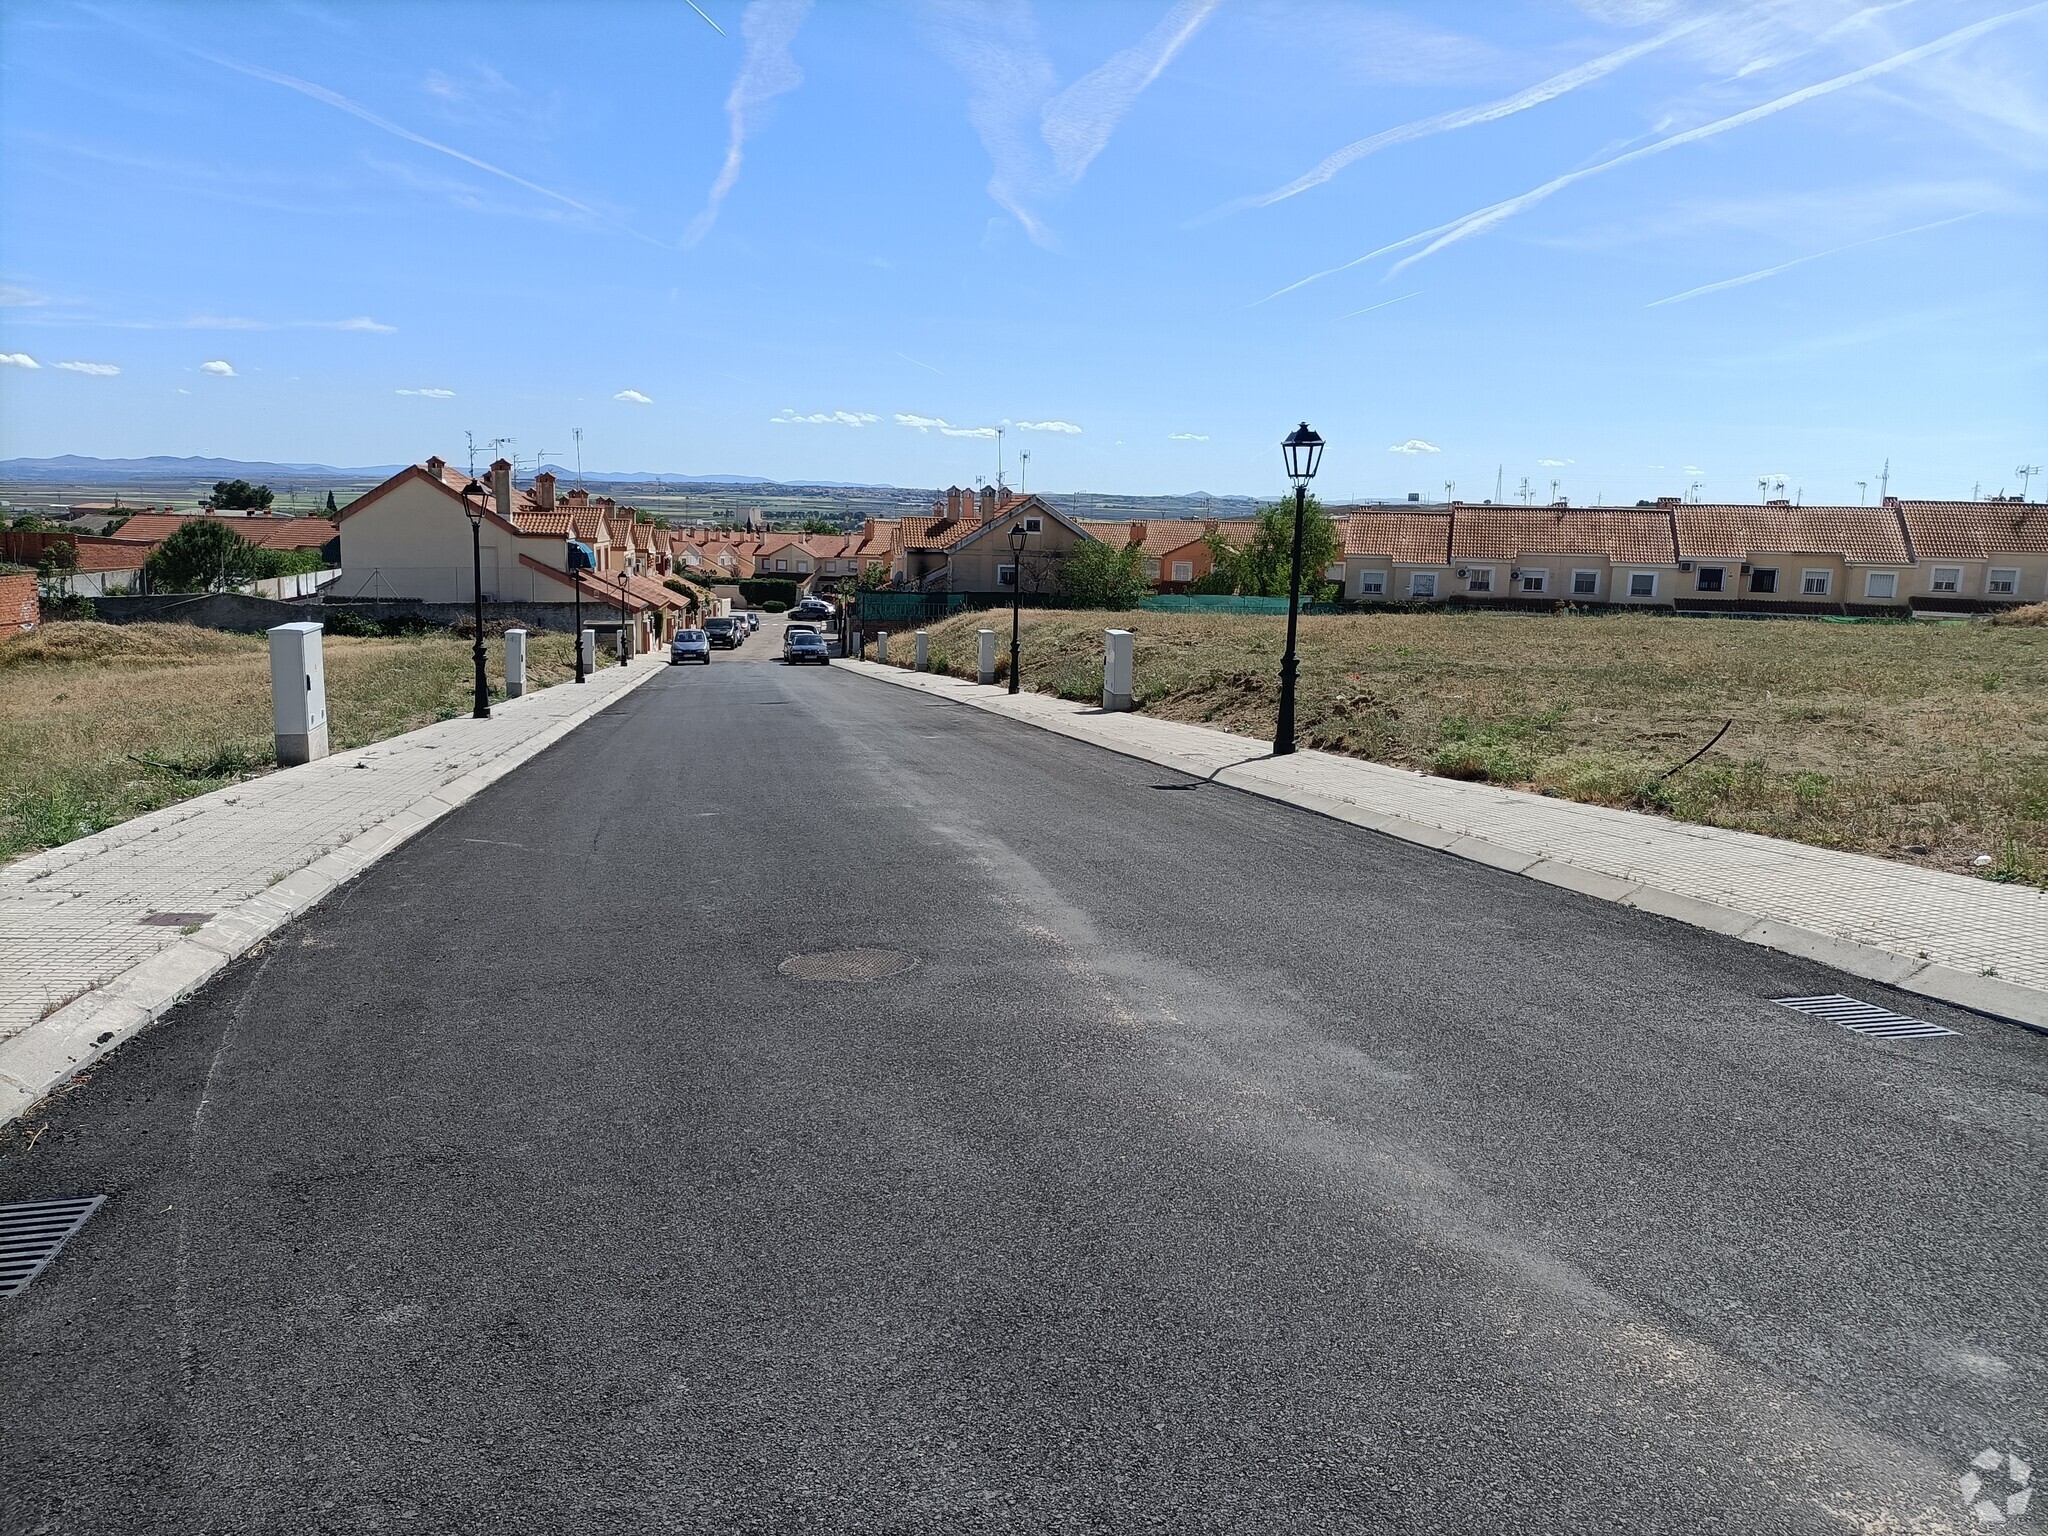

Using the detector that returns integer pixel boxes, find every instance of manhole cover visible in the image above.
[778,949,917,983]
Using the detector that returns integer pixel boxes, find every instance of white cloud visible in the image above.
[199,360,236,376]
[614,389,653,404]
[944,425,998,438]
[1537,457,1574,467]
[397,387,456,398]
[1388,439,1440,454]
[1013,419,1081,433]
[685,0,813,247]
[1168,431,1208,441]
[773,408,880,426]
[328,316,397,332]
[0,285,46,307]
[0,352,39,368]
[1683,465,1704,475]
[1041,0,1221,181]
[896,413,946,431]
[55,361,121,375]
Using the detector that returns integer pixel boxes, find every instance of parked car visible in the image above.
[782,622,821,659]
[669,629,711,665]
[784,629,830,665]
[744,612,760,632]
[704,616,742,649]
[792,597,836,620]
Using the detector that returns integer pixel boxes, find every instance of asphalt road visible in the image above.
[4,615,2043,1534]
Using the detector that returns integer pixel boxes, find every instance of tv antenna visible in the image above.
[1019,448,1030,494]
[2020,464,2041,501]
[1772,477,1786,499]
[1688,479,1704,504]
[1757,476,1769,503]
[1549,478,1562,505]
[1856,480,1867,506]
[1443,479,1454,503]
[996,425,1006,495]
[1517,476,1532,505]
[489,436,515,467]
[1973,481,1982,501]
[1878,457,1890,501]
[464,430,480,476]
[573,428,586,489]
[1494,464,1503,503]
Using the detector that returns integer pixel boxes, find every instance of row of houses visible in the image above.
[1336,498,2047,611]
[0,511,337,596]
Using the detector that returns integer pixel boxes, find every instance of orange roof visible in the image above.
[513,511,575,536]
[70,539,152,572]
[1451,507,1676,564]
[1895,500,2048,559]
[1673,504,1910,564]
[1344,512,1453,564]
[97,512,335,550]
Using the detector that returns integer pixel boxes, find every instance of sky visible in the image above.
[1,0,2044,503]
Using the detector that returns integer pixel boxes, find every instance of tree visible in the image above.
[324,490,338,515]
[859,560,891,590]
[799,517,837,535]
[1059,539,1150,609]
[147,519,264,591]
[1211,495,1340,598]
[210,479,274,511]
[5,512,58,533]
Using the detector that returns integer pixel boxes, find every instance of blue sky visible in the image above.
[2,0,2043,501]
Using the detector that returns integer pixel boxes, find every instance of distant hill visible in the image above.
[0,455,408,481]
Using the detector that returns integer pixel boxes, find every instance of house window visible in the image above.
[1864,571,1897,600]
[1801,569,1831,596]
[1466,566,1493,593]
[1022,517,1043,534]
[1749,567,1778,593]
[1145,558,1161,579]
[1628,571,1657,599]
[1518,570,1547,594]
[1696,567,1724,592]
[1410,571,1437,598]
[1929,565,1961,593]
[796,561,810,573]
[1356,570,1387,596]
[1988,568,2019,596]
[775,559,788,572]
[1171,560,1193,582]
[1571,569,1599,596]
[997,564,1017,587]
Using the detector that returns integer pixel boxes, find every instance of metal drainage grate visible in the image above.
[1,1196,105,1299]
[1774,994,1957,1040]
[139,912,213,927]
[779,949,918,983]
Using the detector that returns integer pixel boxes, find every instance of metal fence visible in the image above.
[1140,594,1345,616]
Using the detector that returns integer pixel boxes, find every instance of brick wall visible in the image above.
[0,573,39,638]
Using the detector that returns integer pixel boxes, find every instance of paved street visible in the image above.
[3,615,2042,1534]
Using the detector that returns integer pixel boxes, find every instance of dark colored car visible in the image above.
[704,617,742,649]
[784,629,830,666]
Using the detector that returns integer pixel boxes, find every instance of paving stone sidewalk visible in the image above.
[839,658,2048,1032]
[0,658,661,1123]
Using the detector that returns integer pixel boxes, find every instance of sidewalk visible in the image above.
[837,658,2048,1033]
[0,657,662,1125]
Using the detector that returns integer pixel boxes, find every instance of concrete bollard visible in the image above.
[914,630,929,671]
[579,628,596,676]
[268,622,329,766]
[876,631,889,664]
[1103,628,1134,712]
[504,628,527,698]
[977,628,997,685]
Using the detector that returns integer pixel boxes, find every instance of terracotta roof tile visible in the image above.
[1450,507,1676,564]
[1895,500,2048,559]
[1343,512,1453,564]
[1673,504,1909,564]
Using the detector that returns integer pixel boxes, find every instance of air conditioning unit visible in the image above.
[1740,562,1751,574]
[1510,568,1522,580]
[1678,561,1693,572]
[1455,567,1469,578]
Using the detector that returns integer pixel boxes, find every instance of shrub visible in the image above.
[760,599,790,612]
[1991,602,2048,627]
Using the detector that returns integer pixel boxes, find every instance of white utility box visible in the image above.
[504,628,527,698]
[579,628,596,675]
[268,622,329,765]
[914,630,929,671]
[977,628,997,685]
[1103,629,1134,712]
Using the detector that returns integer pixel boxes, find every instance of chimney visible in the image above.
[946,486,962,520]
[979,485,996,520]
[425,455,446,477]
[1127,522,1147,548]
[534,470,557,511]
[490,458,512,518]
[1203,518,1219,534]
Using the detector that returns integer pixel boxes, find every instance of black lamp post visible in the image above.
[616,569,631,665]
[1272,421,1324,756]
[460,480,492,720]
[1007,521,1026,695]
[571,551,586,683]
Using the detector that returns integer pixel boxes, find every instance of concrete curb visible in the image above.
[833,659,2047,1037]
[0,665,664,1127]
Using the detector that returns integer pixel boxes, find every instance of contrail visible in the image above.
[896,351,946,376]
[1645,211,1983,306]
[1258,1,2043,301]
[1384,3,2043,277]
[1341,291,1423,319]
[1198,18,1707,226]
[685,0,727,35]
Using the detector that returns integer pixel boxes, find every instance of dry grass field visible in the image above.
[893,606,2048,886]
[0,622,581,862]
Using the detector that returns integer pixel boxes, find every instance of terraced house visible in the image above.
[1339,497,2044,613]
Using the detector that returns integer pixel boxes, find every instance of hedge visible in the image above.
[738,577,800,608]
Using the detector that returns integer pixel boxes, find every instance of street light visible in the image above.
[460,479,492,720]
[568,539,590,683]
[615,568,631,666]
[1273,421,1324,756]
[1007,521,1027,695]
